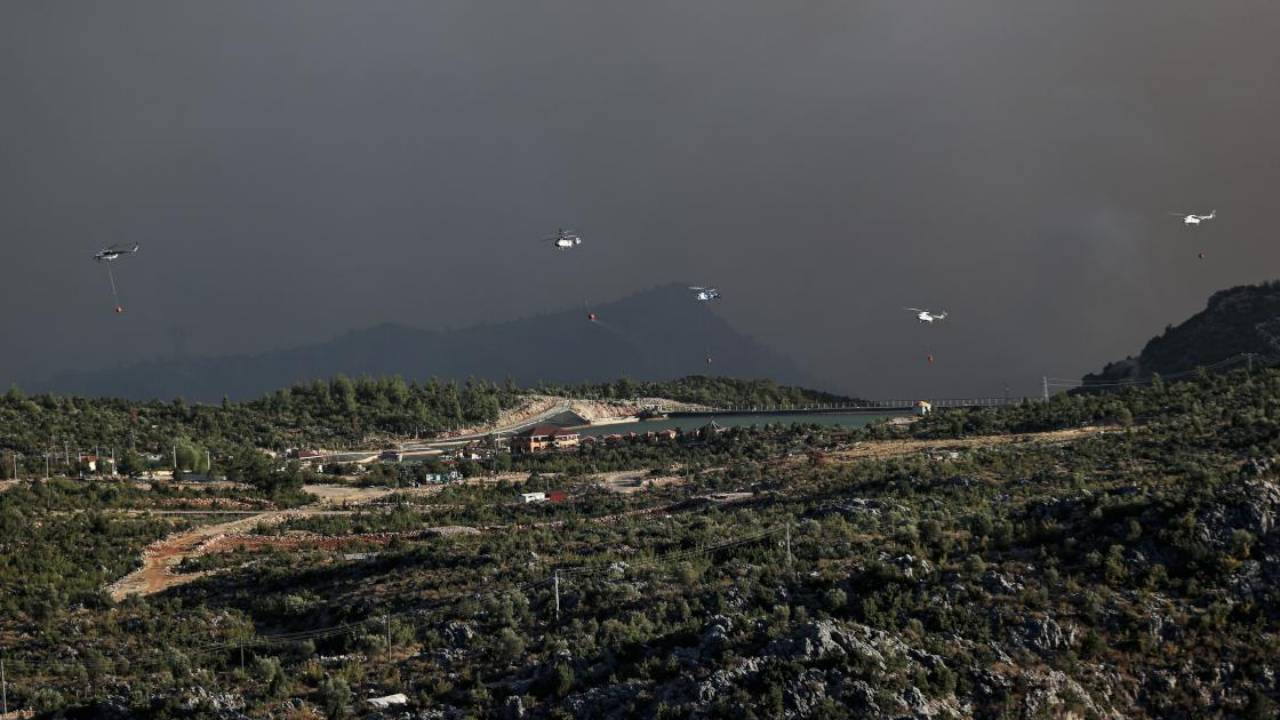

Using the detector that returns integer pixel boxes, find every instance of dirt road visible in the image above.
[596,470,685,494]
[819,426,1116,463]
[107,483,430,600]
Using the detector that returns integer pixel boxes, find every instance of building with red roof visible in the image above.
[510,424,581,454]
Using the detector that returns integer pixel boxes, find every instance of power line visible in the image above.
[1045,353,1264,392]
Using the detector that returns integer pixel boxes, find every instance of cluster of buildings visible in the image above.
[287,445,462,484]
[506,423,723,453]
[509,423,731,452]
[284,421,706,482]
[509,425,580,454]
[582,427,682,447]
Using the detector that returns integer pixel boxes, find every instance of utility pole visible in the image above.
[785,523,794,578]
[384,614,392,655]
[45,453,50,480]
[1042,376,1049,402]
[239,640,245,673]
[10,453,16,482]
[553,571,561,623]
[2,650,8,716]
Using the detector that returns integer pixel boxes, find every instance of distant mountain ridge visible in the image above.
[34,283,818,402]
[1086,281,1280,384]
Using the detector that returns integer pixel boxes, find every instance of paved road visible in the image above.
[411,401,575,447]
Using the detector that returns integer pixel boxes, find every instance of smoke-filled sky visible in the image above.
[2,2,1279,398]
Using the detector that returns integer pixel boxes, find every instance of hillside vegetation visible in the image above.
[0,376,520,472]
[537,376,853,408]
[3,369,1280,717]
[0,376,844,477]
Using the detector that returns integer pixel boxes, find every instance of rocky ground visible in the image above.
[10,372,1280,719]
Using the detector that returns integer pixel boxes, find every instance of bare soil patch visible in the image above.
[820,426,1117,463]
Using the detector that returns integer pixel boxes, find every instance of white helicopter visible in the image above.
[544,228,582,250]
[1170,210,1216,226]
[93,243,140,262]
[905,307,947,323]
[690,286,721,302]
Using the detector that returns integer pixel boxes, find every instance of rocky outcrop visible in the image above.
[1018,617,1078,655]
[561,680,644,718]
[1197,476,1280,549]
[1018,668,1118,720]
[761,620,906,667]
[442,621,475,649]
[699,615,734,658]
[651,620,972,719]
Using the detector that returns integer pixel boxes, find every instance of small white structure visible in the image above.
[915,400,933,416]
[521,492,547,504]
[424,470,462,485]
[368,693,409,709]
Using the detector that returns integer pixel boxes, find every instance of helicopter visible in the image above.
[905,308,948,323]
[689,286,721,302]
[93,244,140,313]
[1170,210,1216,226]
[545,228,582,250]
[94,244,140,262]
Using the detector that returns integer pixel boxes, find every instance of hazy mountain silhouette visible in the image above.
[35,283,817,401]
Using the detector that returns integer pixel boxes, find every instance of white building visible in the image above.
[520,492,547,504]
[424,470,462,484]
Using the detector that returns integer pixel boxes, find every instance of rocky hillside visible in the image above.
[5,368,1280,717]
[1086,280,1280,383]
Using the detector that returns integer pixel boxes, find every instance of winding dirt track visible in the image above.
[107,484,430,600]
[108,509,291,600]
